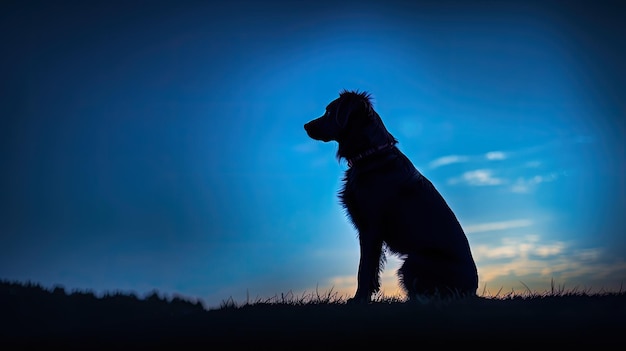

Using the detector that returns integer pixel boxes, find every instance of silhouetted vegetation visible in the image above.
[2,279,625,347]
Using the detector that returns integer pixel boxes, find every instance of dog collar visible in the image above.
[347,142,396,167]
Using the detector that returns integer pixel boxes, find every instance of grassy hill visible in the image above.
[2,279,624,347]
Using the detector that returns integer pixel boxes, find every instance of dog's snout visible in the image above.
[304,120,318,140]
[304,118,330,142]
[305,111,340,142]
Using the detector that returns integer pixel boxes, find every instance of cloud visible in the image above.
[534,242,566,257]
[464,219,534,234]
[485,151,507,160]
[428,155,469,169]
[473,235,566,261]
[511,173,558,193]
[448,169,504,186]
[473,245,519,259]
[327,275,356,294]
[474,235,626,295]
[428,150,508,170]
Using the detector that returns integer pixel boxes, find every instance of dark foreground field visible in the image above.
[2,280,625,348]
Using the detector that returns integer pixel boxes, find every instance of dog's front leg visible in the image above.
[349,233,383,304]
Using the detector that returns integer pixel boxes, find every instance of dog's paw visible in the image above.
[346,295,371,304]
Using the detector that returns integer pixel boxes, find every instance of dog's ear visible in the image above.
[335,97,367,129]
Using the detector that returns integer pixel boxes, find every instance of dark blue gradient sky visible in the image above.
[1,0,624,308]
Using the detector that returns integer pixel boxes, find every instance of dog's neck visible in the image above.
[346,142,396,167]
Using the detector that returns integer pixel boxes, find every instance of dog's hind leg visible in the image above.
[399,254,478,300]
[397,255,420,299]
[397,254,450,300]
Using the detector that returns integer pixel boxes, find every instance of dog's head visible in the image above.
[304,90,397,161]
[304,90,374,143]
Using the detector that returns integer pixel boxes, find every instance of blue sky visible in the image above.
[1,0,624,308]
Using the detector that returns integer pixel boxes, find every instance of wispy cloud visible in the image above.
[535,242,566,257]
[447,168,560,192]
[428,155,469,169]
[429,150,507,170]
[448,169,504,186]
[464,219,533,234]
[511,173,558,193]
[327,275,356,294]
[472,235,561,260]
[485,151,506,160]
[429,136,593,171]
[473,235,626,294]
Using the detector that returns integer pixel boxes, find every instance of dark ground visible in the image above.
[1,280,624,348]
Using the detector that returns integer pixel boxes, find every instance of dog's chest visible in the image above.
[339,169,393,223]
[338,155,426,226]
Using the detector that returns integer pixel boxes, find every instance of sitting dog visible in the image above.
[304,90,478,303]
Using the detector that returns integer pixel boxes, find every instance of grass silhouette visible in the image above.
[2,279,625,347]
